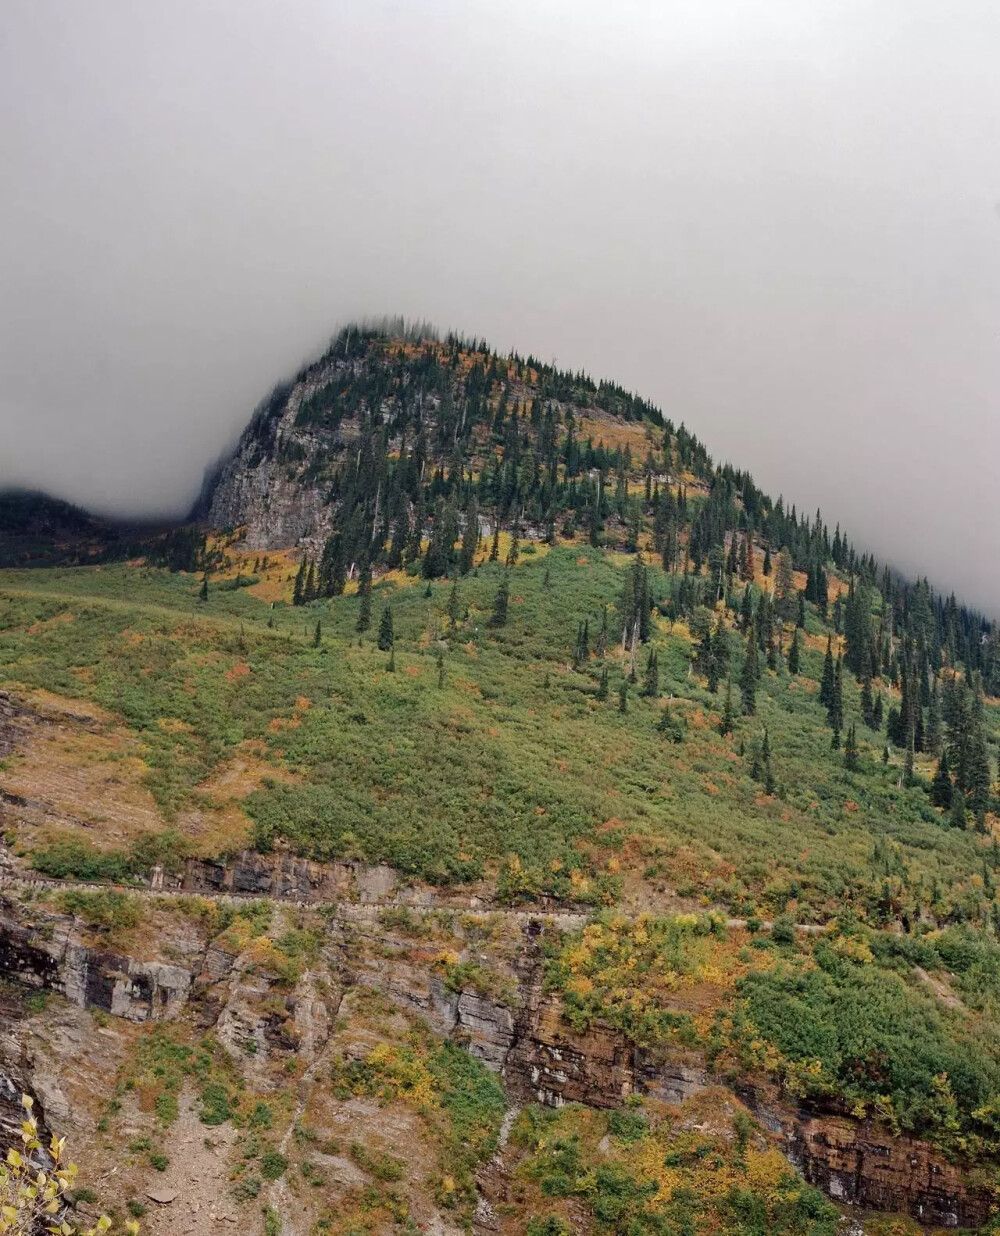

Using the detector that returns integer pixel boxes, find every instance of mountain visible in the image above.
[0,321,999,1233]
[0,488,124,567]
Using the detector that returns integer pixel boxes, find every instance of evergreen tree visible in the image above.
[595,606,609,658]
[489,572,510,627]
[489,525,500,562]
[618,678,628,713]
[720,676,736,736]
[860,676,874,728]
[787,627,801,676]
[762,545,772,576]
[708,615,729,694]
[292,560,306,607]
[304,561,317,603]
[818,636,835,708]
[387,647,396,673]
[459,499,479,574]
[828,655,844,733]
[313,619,322,648]
[930,750,953,808]
[657,702,682,741]
[796,591,806,629]
[447,578,461,628]
[844,722,860,771]
[949,787,967,829]
[198,572,209,603]
[596,666,609,701]
[873,692,884,730]
[642,649,659,698]
[377,606,394,651]
[740,624,760,715]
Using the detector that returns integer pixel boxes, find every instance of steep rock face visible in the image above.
[791,1114,991,1230]
[0,912,193,1023]
[202,356,360,549]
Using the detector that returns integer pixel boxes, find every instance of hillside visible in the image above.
[1,322,1000,1234]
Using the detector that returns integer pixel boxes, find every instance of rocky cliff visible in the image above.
[0,882,992,1231]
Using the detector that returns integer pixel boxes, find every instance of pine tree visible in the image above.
[304,562,317,603]
[860,676,874,728]
[642,649,659,698]
[618,678,628,713]
[387,647,396,673]
[720,676,736,736]
[873,692,884,730]
[796,591,806,629]
[708,615,728,693]
[819,636,835,708]
[596,667,609,700]
[459,499,479,574]
[949,787,967,829]
[198,572,209,603]
[930,750,953,808]
[829,655,844,733]
[787,628,800,675]
[447,578,461,628]
[844,722,860,771]
[489,525,500,562]
[377,606,394,651]
[292,560,306,607]
[762,545,772,576]
[313,620,322,648]
[595,606,608,658]
[740,624,759,715]
[489,573,510,627]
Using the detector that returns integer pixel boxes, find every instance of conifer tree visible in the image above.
[708,615,729,693]
[819,636,835,709]
[720,676,736,736]
[447,578,461,628]
[198,572,209,603]
[787,627,800,675]
[459,499,479,574]
[829,655,844,733]
[489,525,500,562]
[595,606,608,658]
[796,591,806,629]
[642,649,659,698]
[860,676,874,728]
[762,545,772,576]
[873,693,883,730]
[618,678,628,713]
[304,561,316,603]
[293,560,306,607]
[377,606,394,651]
[740,623,759,715]
[596,667,609,701]
[387,647,396,672]
[313,620,322,648]
[930,750,953,808]
[844,722,860,771]
[949,786,967,829]
[489,572,510,627]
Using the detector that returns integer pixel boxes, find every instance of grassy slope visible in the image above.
[0,545,995,918]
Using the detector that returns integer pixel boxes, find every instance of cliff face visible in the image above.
[202,354,365,550]
[0,881,993,1231]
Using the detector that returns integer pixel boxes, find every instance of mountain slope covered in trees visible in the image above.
[3,321,1000,1231]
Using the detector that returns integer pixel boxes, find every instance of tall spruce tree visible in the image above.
[489,572,510,627]
[787,627,801,676]
[377,606,394,651]
[740,623,760,715]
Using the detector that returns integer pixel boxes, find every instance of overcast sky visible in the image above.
[1,2,998,609]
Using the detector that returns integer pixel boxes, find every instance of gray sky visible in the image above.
[1,2,998,610]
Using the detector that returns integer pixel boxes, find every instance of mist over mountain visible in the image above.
[2,2,999,610]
